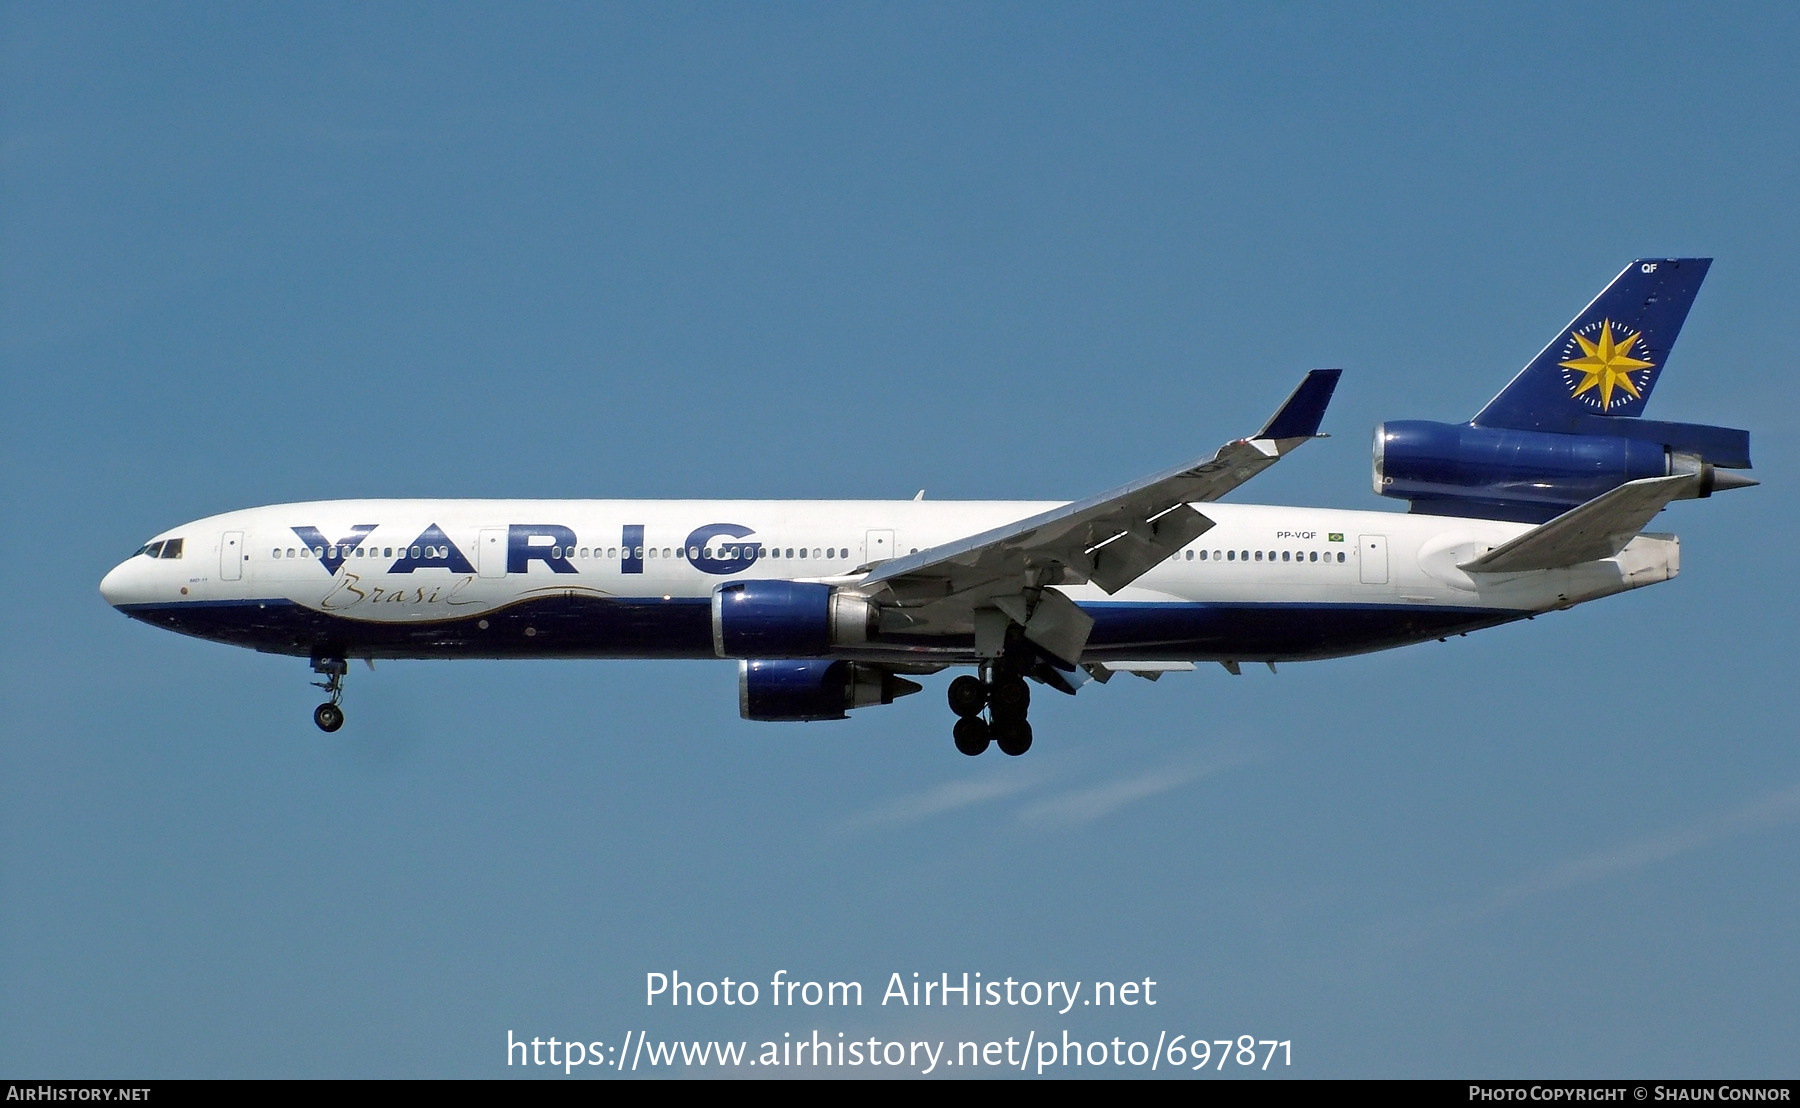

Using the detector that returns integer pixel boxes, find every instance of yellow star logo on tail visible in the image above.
[1560,320,1654,409]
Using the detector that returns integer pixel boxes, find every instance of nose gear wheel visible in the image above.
[310,656,348,732]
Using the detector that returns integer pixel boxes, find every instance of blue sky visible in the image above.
[4,2,1797,1078]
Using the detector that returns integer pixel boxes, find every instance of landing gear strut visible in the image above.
[947,664,1033,757]
[311,656,346,732]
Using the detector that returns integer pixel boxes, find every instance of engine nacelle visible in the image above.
[737,659,923,722]
[1374,420,1736,521]
[711,580,875,658]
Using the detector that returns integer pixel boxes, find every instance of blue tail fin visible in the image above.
[1473,258,1710,433]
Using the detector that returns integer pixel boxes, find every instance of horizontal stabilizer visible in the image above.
[1460,474,1698,573]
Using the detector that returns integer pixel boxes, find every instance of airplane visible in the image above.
[100,258,1754,756]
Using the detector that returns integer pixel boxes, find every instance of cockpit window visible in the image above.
[140,541,165,558]
[159,538,184,559]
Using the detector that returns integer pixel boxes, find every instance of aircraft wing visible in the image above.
[1459,473,1699,573]
[858,370,1340,664]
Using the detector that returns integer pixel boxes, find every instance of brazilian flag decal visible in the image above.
[1328,532,1344,542]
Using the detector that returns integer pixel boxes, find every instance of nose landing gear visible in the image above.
[311,656,347,732]
[947,666,1033,756]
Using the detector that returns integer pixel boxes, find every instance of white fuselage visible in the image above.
[99,498,1678,666]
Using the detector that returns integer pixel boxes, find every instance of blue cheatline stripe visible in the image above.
[113,593,1524,663]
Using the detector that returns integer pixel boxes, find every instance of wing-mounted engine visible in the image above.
[711,580,875,658]
[737,659,922,721]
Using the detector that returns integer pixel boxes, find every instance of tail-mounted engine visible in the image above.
[1373,420,1753,523]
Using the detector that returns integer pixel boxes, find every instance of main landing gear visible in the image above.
[311,656,347,733]
[947,666,1033,757]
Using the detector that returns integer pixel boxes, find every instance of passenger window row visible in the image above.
[1174,548,1347,564]
[263,542,857,563]
[252,539,1345,567]
[570,545,851,561]
[272,546,412,559]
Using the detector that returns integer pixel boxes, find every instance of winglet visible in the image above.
[1256,369,1342,441]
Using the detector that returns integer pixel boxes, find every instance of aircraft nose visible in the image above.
[99,559,147,609]
[99,561,127,607]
